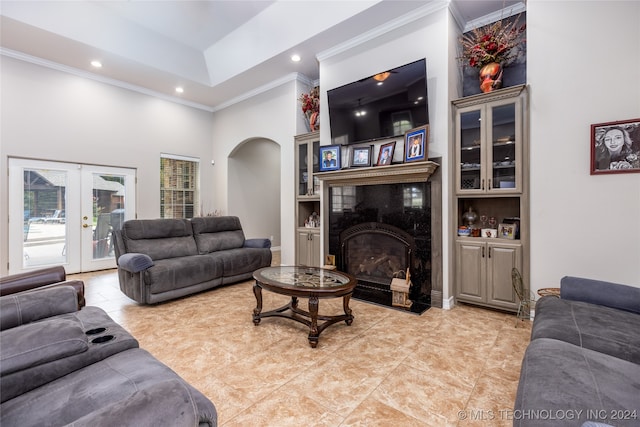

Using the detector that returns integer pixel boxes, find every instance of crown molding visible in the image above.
[316,2,448,63]
[462,2,526,33]
[211,72,311,112]
[1,48,215,112]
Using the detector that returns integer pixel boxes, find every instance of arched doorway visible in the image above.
[228,138,281,248]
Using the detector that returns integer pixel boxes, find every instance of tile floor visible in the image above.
[72,253,531,427]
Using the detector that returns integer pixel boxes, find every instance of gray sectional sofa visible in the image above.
[514,276,640,427]
[0,283,217,426]
[113,216,272,304]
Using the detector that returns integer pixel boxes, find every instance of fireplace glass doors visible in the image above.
[328,182,431,313]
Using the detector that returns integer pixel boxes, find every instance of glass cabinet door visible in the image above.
[458,109,483,191]
[296,136,320,197]
[298,142,308,196]
[489,103,517,191]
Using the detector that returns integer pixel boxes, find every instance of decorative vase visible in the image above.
[309,111,319,131]
[479,62,503,93]
[462,207,478,227]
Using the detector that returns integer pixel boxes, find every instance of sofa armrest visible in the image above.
[560,276,640,314]
[118,253,154,273]
[244,238,271,249]
[0,286,79,331]
[0,266,66,296]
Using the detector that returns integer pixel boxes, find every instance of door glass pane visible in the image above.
[92,173,125,259]
[491,103,516,189]
[298,142,308,196]
[460,110,482,190]
[23,169,67,267]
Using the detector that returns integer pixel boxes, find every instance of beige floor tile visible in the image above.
[68,254,530,427]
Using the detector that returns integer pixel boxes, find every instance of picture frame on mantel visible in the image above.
[351,145,372,167]
[376,142,395,166]
[404,125,429,163]
[319,144,341,171]
[590,118,640,175]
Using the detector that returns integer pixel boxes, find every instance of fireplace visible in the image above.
[340,222,424,310]
[318,161,441,312]
[328,180,432,313]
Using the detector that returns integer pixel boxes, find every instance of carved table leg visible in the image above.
[343,294,354,326]
[308,296,319,348]
[252,282,263,325]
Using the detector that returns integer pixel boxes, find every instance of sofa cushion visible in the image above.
[1,307,139,403]
[191,216,246,253]
[514,338,640,427]
[145,255,224,295]
[208,248,272,278]
[532,296,640,364]
[0,317,87,376]
[0,348,217,427]
[122,219,197,260]
[0,286,79,331]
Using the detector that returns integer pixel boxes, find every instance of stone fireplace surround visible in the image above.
[318,160,442,311]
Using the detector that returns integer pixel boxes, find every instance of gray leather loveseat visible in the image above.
[0,282,217,426]
[514,276,640,426]
[113,216,272,304]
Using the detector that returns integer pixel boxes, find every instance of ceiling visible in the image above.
[0,1,524,111]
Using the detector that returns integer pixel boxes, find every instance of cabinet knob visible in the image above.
[481,179,485,190]
[488,179,492,190]
[482,246,485,258]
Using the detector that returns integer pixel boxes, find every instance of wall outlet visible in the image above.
[270,235,274,241]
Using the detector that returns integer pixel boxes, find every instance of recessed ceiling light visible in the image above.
[291,54,301,62]
[91,60,102,68]
[175,87,184,94]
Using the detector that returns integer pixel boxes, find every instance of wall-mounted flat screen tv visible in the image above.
[327,58,428,145]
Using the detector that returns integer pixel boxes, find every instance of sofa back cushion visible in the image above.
[191,216,245,254]
[121,219,197,260]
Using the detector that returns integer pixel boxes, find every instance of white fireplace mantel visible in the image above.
[315,161,439,187]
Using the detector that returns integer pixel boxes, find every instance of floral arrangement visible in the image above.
[459,15,526,68]
[299,86,319,116]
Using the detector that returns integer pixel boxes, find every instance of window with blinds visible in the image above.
[160,154,200,219]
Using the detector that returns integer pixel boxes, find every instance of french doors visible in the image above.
[8,158,136,274]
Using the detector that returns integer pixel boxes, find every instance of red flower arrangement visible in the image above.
[299,86,319,115]
[459,16,526,68]
[299,86,320,131]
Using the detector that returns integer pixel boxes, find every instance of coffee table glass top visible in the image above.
[255,266,353,289]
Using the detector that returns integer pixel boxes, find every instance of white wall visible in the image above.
[527,1,640,287]
[210,80,300,265]
[228,138,281,246]
[0,57,215,275]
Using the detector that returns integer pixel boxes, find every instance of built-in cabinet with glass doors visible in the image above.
[452,85,529,312]
[295,131,321,267]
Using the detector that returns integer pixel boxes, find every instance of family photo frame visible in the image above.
[319,145,341,171]
[498,223,516,240]
[351,145,372,167]
[590,118,640,175]
[404,125,429,163]
[376,142,395,166]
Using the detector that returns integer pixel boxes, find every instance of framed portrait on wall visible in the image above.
[404,125,429,163]
[319,145,341,171]
[590,118,640,175]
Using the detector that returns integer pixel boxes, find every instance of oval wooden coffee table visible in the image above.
[252,266,357,348]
